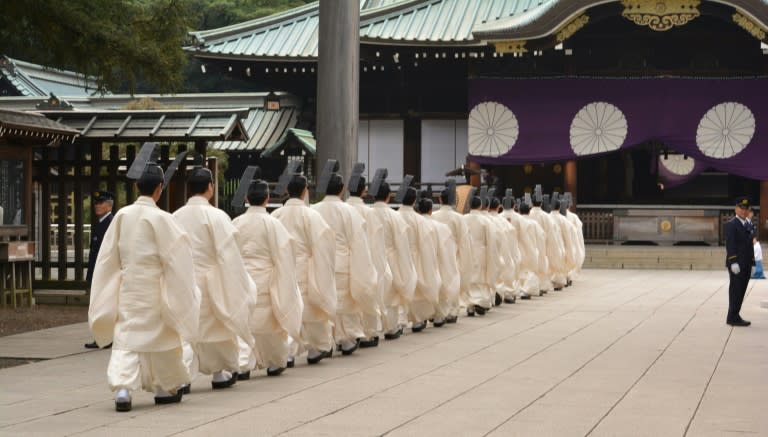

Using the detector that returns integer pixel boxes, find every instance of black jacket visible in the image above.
[724,216,754,268]
[86,212,113,284]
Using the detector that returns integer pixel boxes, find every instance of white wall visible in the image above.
[357,119,404,180]
[421,119,468,184]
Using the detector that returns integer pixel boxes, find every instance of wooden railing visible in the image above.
[578,205,760,245]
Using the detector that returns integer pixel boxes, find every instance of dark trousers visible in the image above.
[727,266,750,322]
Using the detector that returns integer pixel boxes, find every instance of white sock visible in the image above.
[212,370,232,383]
[115,388,130,402]
[154,389,172,397]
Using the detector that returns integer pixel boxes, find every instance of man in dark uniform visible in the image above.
[84,190,115,348]
[724,196,755,327]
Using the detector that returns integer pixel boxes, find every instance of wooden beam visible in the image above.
[316,0,359,181]
[564,160,577,208]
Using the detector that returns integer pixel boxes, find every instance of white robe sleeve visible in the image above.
[391,214,417,302]
[346,209,379,315]
[205,211,257,348]
[268,218,304,341]
[306,211,338,319]
[88,213,122,347]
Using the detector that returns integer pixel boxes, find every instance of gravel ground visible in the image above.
[0,305,88,369]
[0,305,88,337]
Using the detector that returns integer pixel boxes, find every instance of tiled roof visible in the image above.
[187,0,768,61]
[0,56,102,97]
[0,93,302,151]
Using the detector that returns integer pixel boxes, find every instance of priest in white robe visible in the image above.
[399,188,441,331]
[420,198,458,326]
[312,174,378,355]
[432,187,473,321]
[490,198,519,304]
[529,198,564,292]
[173,168,256,389]
[89,162,199,412]
[368,181,417,339]
[271,175,337,364]
[550,199,579,287]
[346,176,386,348]
[462,196,499,314]
[233,180,303,376]
[506,203,540,299]
[565,206,585,281]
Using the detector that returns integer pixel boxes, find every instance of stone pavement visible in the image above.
[0,269,766,437]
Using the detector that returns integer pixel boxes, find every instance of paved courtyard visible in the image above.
[1,269,766,437]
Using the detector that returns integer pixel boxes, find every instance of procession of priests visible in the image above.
[88,152,585,412]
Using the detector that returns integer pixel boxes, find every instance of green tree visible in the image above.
[0,0,194,94]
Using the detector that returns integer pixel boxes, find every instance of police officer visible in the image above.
[724,196,754,327]
[84,190,115,348]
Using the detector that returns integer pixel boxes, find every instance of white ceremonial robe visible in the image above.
[173,196,256,375]
[529,207,566,290]
[522,214,549,294]
[89,196,199,393]
[399,205,440,323]
[347,196,386,339]
[272,198,337,353]
[233,206,303,369]
[369,202,417,332]
[508,212,542,296]
[312,196,378,345]
[566,211,586,279]
[431,219,459,321]
[462,210,500,309]
[491,211,520,300]
[433,205,473,315]
[502,209,529,295]
[551,211,579,284]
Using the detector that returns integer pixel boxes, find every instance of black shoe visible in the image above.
[554,287,563,291]
[115,399,132,412]
[84,341,99,349]
[504,296,516,304]
[445,315,458,324]
[359,336,379,348]
[494,293,503,306]
[237,371,250,381]
[336,343,342,352]
[267,367,286,376]
[432,319,446,328]
[567,280,573,286]
[384,328,403,340]
[287,358,295,368]
[322,349,333,358]
[341,340,359,356]
[474,305,487,316]
[179,384,191,394]
[727,319,751,327]
[520,294,531,300]
[307,353,324,365]
[154,390,183,404]
[211,372,238,389]
[411,321,426,332]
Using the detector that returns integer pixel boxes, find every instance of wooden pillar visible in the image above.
[403,117,421,180]
[761,180,768,242]
[564,160,577,207]
[316,0,359,181]
[468,159,481,187]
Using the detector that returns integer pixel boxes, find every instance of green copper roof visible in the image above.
[187,0,556,60]
[260,128,316,157]
[0,56,103,97]
[187,0,768,61]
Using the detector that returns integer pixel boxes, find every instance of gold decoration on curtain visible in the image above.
[732,12,767,40]
[556,14,590,42]
[493,40,528,55]
[621,0,700,31]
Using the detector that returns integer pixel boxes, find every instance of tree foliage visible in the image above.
[0,0,194,94]
[191,0,314,31]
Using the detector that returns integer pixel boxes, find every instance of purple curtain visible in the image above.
[468,78,768,180]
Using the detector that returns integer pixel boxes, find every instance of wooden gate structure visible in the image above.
[32,108,249,289]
